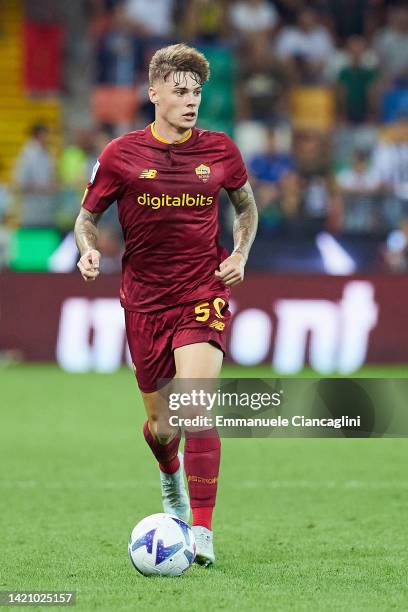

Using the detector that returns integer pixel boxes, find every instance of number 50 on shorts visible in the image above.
[194,297,226,322]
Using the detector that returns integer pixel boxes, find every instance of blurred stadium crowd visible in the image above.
[1,0,408,274]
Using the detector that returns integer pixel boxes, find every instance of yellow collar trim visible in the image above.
[150,122,192,145]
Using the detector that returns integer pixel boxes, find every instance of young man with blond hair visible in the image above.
[74,43,258,566]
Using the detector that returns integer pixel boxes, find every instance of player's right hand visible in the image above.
[77,249,101,282]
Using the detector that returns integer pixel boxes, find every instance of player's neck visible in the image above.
[152,118,192,144]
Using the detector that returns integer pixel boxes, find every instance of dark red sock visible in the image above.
[143,421,181,474]
[184,428,221,530]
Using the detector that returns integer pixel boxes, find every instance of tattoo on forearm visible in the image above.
[226,181,258,262]
[74,208,101,256]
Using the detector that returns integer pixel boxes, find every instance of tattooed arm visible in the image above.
[227,180,258,262]
[74,207,102,282]
[215,181,258,286]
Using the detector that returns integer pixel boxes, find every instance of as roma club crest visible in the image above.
[195,163,211,183]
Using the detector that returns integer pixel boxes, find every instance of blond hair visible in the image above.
[149,43,210,85]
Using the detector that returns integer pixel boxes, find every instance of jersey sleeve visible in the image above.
[222,134,248,191]
[81,139,124,213]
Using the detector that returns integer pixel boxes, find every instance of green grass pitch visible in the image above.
[1,364,407,611]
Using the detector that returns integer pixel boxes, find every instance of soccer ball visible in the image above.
[128,513,196,577]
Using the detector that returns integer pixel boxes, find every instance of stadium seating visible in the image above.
[91,86,140,125]
[290,87,335,131]
[0,0,61,183]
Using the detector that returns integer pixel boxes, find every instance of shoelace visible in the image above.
[161,477,184,507]
[195,532,211,546]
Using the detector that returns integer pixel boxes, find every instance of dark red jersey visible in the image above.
[82,123,247,311]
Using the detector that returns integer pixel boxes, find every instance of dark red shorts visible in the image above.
[125,296,231,393]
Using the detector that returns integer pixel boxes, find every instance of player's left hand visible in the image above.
[214,252,245,286]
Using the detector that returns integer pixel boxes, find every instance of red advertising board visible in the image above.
[0,273,407,372]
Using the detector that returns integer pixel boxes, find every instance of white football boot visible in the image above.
[160,452,190,523]
[192,526,215,567]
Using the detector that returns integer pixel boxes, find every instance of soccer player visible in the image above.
[74,43,258,566]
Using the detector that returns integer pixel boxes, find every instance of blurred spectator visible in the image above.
[183,0,228,44]
[96,4,141,84]
[97,224,124,272]
[229,0,279,39]
[294,130,342,231]
[252,182,285,234]
[123,0,175,38]
[88,126,114,170]
[249,129,300,224]
[276,7,334,84]
[371,110,408,225]
[374,4,408,85]
[250,129,296,183]
[337,149,381,195]
[88,0,123,41]
[273,0,304,25]
[95,0,176,85]
[336,149,382,231]
[336,36,378,124]
[383,218,408,272]
[13,125,57,227]
[318,0,369,39]
[237,35,288,122]
[89,0,122,13]
[58,130,93,229]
